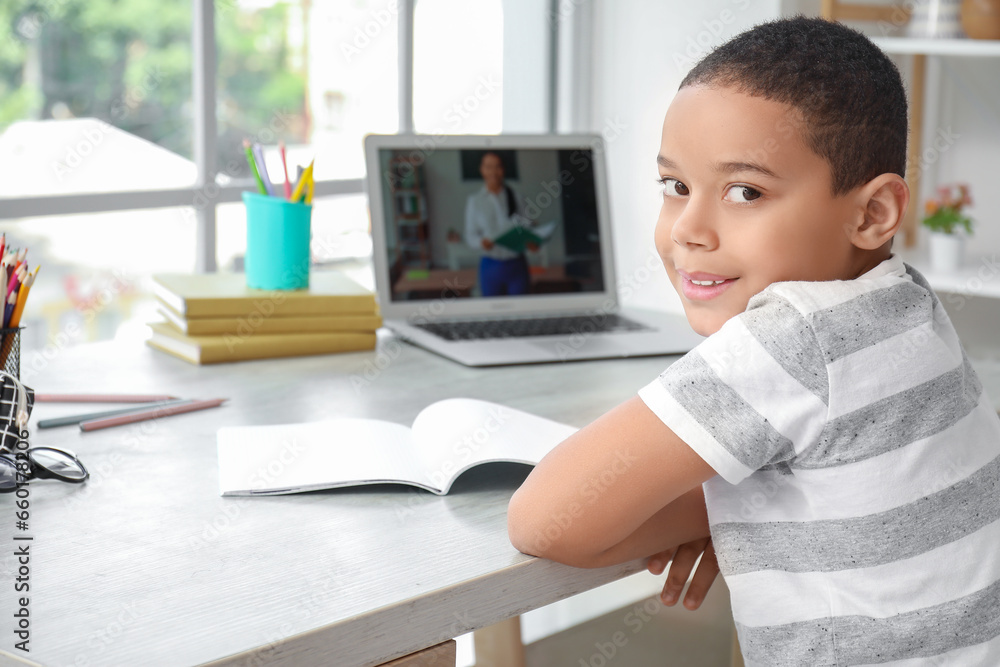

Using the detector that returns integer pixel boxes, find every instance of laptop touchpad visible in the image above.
[527,336,628,361]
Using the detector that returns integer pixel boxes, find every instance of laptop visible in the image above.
[363,133,703,366]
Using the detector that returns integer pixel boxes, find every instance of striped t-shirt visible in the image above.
[639,254,1000,666]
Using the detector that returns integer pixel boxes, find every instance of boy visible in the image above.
[508,16,1000,665]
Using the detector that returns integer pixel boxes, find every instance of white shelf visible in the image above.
[900,250,1000,298]
[871,36,1000,57]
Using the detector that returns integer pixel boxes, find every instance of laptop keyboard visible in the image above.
[413,314,649,341]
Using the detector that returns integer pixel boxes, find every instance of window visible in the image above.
[0,1,194,197]
[0,0,557,357]
[413,0,503,135]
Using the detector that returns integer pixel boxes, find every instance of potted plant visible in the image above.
[922,183,974,273]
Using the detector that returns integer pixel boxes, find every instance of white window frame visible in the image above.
[0,0,572,272]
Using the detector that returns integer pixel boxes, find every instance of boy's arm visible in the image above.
[507,396,717,569]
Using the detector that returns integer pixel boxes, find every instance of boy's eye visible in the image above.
[724,185,762,203]
[659,178,689,197]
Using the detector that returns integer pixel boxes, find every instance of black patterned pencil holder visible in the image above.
[0,327,21,380]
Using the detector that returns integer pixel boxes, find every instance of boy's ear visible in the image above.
[849,173,909,249]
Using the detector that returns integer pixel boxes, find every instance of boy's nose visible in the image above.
[670,198,719,251]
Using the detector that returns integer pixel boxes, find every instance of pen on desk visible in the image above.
[38,398,193,429]
[35,393,180,403]
[79,398,228,432]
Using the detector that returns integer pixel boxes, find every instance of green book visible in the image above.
[492,227,545,254]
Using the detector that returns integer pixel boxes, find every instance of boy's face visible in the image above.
[655,85,864,336]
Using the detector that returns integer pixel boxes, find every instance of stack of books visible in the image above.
[147,272,381,364]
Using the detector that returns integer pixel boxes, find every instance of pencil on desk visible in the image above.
[36,393,180,403]
[38,399,192,428]
[79,397,227,432]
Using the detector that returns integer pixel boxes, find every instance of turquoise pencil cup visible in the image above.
[243,192,312,290]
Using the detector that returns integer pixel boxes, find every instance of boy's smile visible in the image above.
[655,85,874,336]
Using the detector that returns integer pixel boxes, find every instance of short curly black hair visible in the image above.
[680,16,908,196]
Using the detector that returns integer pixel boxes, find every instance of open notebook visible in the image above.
[216,398,577,496]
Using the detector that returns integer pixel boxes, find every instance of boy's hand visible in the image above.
[646,538,718,610]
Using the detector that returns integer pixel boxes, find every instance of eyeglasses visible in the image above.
[1,446,89,493]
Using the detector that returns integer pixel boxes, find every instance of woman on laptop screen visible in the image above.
[464,151,538,296]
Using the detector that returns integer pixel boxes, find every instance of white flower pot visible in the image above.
[929,232,965,273]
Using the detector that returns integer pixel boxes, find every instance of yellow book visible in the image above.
[156,301,383,336]
[152,271,377,319]
[146,322,376,365]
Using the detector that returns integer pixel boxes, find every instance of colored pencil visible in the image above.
[79,398,228,432]
[251,142,275,197]
[243,139,266,195]
[279,141,292,200]
[35,393,180,403]
[8,266,36,329]
[290,160,314,203]
[38,399,193,429]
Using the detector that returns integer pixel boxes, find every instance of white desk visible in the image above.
[0,337,682,667]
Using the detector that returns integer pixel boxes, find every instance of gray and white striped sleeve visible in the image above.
[638,291,829,484]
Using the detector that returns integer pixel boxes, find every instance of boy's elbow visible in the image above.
[507,490,609,569]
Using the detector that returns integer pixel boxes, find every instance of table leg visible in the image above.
[730,625,744,667]
[473,616,526,667]
[378,639,456,666]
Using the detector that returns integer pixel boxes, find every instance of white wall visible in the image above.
[502,0,552,132]
[587,0,1000,315]
[587,0,783,313]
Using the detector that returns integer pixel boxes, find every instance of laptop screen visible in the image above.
[370,144,607,305]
